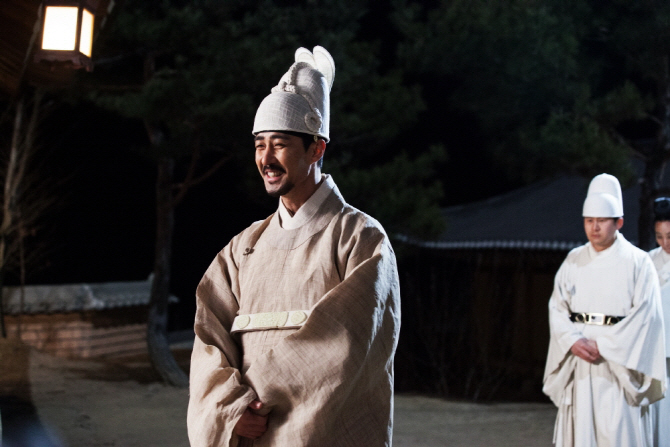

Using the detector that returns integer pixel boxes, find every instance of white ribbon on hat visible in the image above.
[295,46,335,90]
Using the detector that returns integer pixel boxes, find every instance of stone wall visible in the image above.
[4,306,148,359]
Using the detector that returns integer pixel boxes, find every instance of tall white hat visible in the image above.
[252,46,335,142]
[582,173,624,217]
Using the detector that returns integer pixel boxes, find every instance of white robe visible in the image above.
[544,233,666,447]
[649,247,670,446]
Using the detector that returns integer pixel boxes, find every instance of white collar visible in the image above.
[278,174,335,230]
[660,248,670,264]
[587,230,620,258]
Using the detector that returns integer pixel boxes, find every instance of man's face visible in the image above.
[584,217,623,252]
[254,132,313,198]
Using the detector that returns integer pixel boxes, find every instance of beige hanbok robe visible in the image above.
[187,177,401,447]
[649,246,670,446]
[543,233,666,447]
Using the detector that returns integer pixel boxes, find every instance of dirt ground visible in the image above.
[0,339,557,446]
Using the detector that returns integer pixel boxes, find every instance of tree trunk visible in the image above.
[147,156,189,388]
[0,95,26,338]
[0,275,5,338]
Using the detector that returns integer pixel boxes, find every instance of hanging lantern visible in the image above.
[34,1,98,70]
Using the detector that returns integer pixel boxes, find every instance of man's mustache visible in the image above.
[263,164,286,173]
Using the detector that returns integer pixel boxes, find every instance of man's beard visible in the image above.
[266,180,294,198]
[263,163,293,197]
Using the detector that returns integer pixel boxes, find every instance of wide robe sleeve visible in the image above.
[543,259,584,406]
[187,231,259,447]
[594,255,666,405]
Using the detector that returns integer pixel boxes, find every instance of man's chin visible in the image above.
[265,182,293,198]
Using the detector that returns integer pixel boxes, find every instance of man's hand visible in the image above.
[571,338,601,363]
[234,400,268,440]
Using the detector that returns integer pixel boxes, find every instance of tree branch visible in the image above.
[171,131,202,206]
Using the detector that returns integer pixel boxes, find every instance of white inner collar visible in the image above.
[587,230,620,258]
[660,247,670,264]
[278,174,334,229]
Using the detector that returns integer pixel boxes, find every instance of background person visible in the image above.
[543,173,666,446]
[649,196,670,446]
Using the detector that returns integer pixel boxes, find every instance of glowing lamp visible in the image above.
[35,1,98,70]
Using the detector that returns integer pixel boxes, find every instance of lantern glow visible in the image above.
[41,6,79,51]
[79,8,94,57]
[35,1,98,70]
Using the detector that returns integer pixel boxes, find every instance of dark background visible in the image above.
[20,76,519,333]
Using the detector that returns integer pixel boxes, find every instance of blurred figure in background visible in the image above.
[649,196,670,446]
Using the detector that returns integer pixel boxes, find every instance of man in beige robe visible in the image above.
[543,174,666,446]
[187,46,401,447]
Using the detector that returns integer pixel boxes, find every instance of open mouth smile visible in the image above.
[263,165,285,181]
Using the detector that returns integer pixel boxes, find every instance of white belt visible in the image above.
[231,310,311,334]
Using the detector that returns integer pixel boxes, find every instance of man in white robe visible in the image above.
[543,173,666,446]
[187,46,401,447]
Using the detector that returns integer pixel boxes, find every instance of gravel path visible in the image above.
[394,395,556,446]
[1,345,557,446]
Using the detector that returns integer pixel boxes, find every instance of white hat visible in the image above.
[582,173,624,217]
[252,46,335,142]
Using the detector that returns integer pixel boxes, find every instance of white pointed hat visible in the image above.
[582,173,624,217]
[253,46,335,142]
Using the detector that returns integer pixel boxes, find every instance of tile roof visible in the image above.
[3,279,179,315]
[397,175,641,250]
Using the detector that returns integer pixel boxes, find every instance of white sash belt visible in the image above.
[231,310,311,333]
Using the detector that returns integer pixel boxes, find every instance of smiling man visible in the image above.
[254,131,325,211]
[543,173,667,446]
[187,46,401,447]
